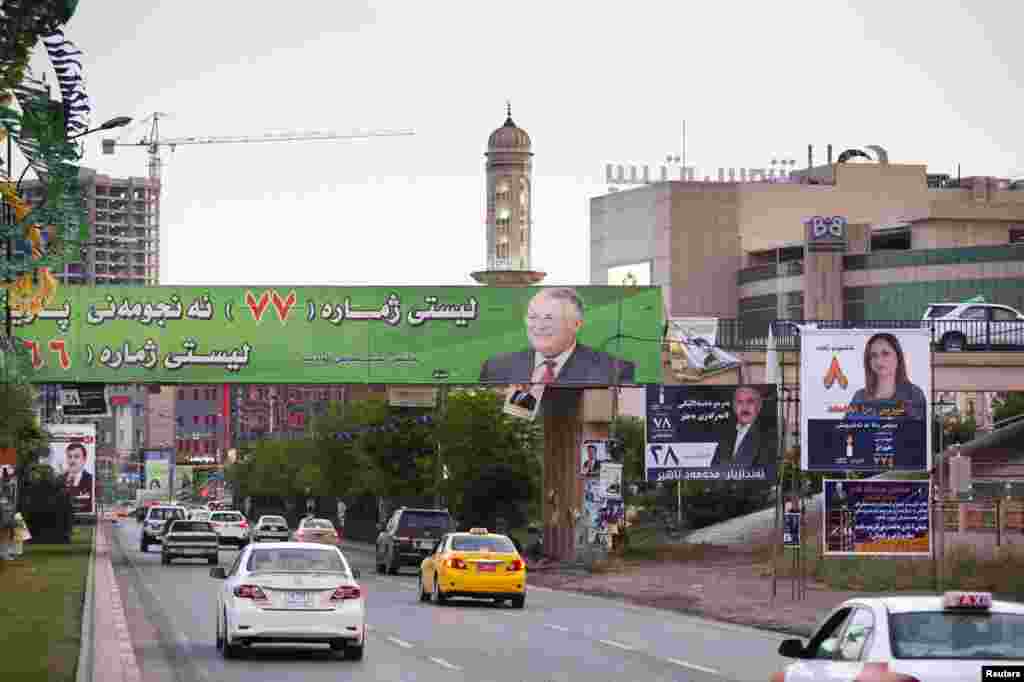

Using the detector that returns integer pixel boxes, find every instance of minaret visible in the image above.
[471,103,546,286]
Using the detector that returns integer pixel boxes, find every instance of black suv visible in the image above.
[375,507,455,575]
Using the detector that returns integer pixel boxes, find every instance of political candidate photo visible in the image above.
[845,332,927,420]
[479,287,636,386]
[801,328,931,472]
[710,385,774,469]
[63,442,94,510]
[645,384,777,483]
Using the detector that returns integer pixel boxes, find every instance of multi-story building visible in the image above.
[22,167,160,286]
[229,384,387,443]
[173,384,230,462]
[592,152,1024,325]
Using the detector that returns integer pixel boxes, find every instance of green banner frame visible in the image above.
[11,285,663,385]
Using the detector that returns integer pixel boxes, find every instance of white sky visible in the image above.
[27,1,1024,287]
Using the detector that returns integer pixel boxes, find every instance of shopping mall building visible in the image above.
[591,153,1024,330]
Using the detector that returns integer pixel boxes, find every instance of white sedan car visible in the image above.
[211,542,365,660]
[772,591,1024,681]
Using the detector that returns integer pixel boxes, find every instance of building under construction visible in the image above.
[22,167,160,286]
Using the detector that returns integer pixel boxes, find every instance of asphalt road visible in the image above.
[109,519,790,682]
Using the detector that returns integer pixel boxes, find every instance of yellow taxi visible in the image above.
[418,528,526,608]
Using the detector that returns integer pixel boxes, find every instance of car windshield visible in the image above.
[399,512,450,530]
[451,535,517,553]
[890,612,1024,659]
[169,521,213,533]
[303,519,333,529]
[926,305,957,319]
[211,513,242,522]
[246,548,347,573]
[261,517,286,526]
[149,508,184,520]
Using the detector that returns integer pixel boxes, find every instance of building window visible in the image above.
[193,388,199,401]
[193,415,199,425]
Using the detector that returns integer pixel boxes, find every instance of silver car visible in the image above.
[253,515,291,543]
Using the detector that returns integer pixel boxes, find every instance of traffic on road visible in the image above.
[110,514,790,681]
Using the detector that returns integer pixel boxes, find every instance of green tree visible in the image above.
[435,389,542,523]
[993,392,1024,425]
[0,382,46,475]
[610,415,645,483]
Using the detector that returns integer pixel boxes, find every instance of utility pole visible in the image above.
[434,386,448,508]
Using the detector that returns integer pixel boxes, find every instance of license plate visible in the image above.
[418,540,434,549]
[477,563,496,572]
[286,591,313,608]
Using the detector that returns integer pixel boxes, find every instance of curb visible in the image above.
[94,523,144,682]
[75,523,98,682]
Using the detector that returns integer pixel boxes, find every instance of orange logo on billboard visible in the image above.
[823,356,848,390]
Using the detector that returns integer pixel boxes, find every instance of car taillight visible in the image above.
[233,585,268,601]
[295,531,305,539]
[239,520,248,528]
[331,585,361,601]
[447,557,467,570]
[507,559,524,571]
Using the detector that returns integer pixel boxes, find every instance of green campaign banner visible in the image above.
[12,285,663,385]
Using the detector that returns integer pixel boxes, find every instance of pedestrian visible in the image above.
[13,512,30,557]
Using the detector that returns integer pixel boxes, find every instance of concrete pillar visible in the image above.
[542,388,583,561]
[803,251,844,320]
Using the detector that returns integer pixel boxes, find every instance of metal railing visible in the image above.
[711,319,1024,352]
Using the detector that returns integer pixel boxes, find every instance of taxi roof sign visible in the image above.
[942,591,992,610]
[469,527,489,535]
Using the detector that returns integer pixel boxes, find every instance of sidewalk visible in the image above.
[86,522,142,682]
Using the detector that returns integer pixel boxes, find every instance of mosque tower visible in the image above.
[471,103,546,286]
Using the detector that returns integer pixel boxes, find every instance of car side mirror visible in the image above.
[352,568,361,579]
[778,639,806,659]
[209,567,227,579]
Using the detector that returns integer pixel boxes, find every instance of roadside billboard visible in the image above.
[801,329,931,472]
[644,385,778,483]
[46,424,96,515]
[144,450,171,496]
[823,480,930,556]
[11,285,662,385]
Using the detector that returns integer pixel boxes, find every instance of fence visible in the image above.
[711,319,1024,352]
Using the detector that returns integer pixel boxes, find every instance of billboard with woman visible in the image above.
[801,329,931,471]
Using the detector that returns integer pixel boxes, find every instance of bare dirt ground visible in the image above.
[528,543,859,637]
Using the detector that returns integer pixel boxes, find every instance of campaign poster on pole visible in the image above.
[644,385,778,483]
[599,462,623,499]
[783,513,801,547]
[801,328,931,472]
[46,424,96,515]
[580,439,610,476]
[823,480,930,556]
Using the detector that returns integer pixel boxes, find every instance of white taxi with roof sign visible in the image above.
[770,592,1024,682]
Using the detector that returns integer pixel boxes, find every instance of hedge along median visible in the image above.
[0,526,94,681]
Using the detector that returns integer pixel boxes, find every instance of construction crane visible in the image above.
[101,112,415,184]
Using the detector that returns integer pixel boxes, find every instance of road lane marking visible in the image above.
[545,623,570,632]
[386,636,413,649]
[429,656,461,671]
[599,638,635,651]
[667,658,720,675]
